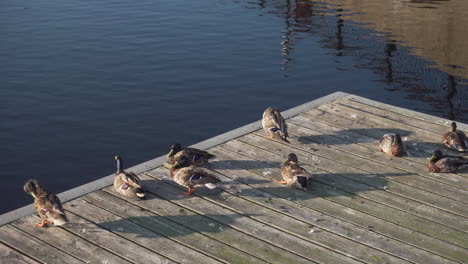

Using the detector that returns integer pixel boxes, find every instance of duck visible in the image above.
[274,153,312,190]
[114,156,145,199]
[427,150,468,173]
[23,179,68,227]
[379,133,405,157]
[262,107,289,143]
[167,143,215,166]
[169,155,221,196]
[442,122,467,152]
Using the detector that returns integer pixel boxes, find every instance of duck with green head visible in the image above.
[427,150,468,173]
[442,122,467,152]
[170,155,221,196]
[114,156,145,199]
[23,179,68,227]
[167,143,215,166]
[379,133,405,157]
[275,153,312,190]
[262,107,289,143]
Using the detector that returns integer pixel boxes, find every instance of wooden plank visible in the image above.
[0,242,40,264]
[282,119,468,213]
[244,132,468,230]
[344,94,468,132]
[96,183,325,264]
[58,208,174,264]
[219,139,468,248]
[221,140,467,256]
[79,191,271,264]
[125,174,361,264]
[315,102,468,177]
[204,148,460,264]
[302,107,468,186]
[146,168,410,264]
[0,225,84,264]
[289,113,468,202]
[335,98,458,135]
[208,146,468,263]
[11,215,132,264]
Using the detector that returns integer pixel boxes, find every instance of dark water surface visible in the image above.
[1,0,467,214]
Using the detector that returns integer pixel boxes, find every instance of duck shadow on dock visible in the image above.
[210,159,281,170]
[221,172,408,201]
[296,128,413,146]
[96,214,250,238]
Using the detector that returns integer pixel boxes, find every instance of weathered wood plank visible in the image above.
[316,102,468,177]
[81,191,272,264]
[335,98,458,135]
[0,225,84,264]
[147,167,409,264]
[302,107,468,186]
[273,119,468,214]
[204,148,460,264]
[209,146,468,263]
[218,139,468,248]
[0,242,40,264]
[290,113,468,202]
[129,174,361,264]
[244,132,468,230]
[12,215,133,264]
[344,94,468,132]
[58,208,174,264]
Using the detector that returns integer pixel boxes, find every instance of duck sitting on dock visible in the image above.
[114,156,145,199]
[427,150,468,173]
[274,153,312,190]
[379,133,405,157]
[170,155,221,196]
[167,143,215,166]
[23,179,68,227]
[442,122,467,152]
[262,107,289,143]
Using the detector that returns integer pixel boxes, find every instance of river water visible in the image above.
[1,0,467,213]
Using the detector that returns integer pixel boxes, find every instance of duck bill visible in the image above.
[167,149,176,158]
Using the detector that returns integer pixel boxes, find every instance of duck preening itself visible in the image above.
[114,156,145,199]
[167,143,215,166]
[23,179,68,227]
[427,150,468,173]
[275,153,312,190]
[262,107,289,143]
[379,133,405,157]
[442,122,467,152]
[169,155,221,196]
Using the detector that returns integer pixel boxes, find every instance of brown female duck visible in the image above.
[167,143,215,166]
[427,150,468,173]
[442,122,467,152]
[114,156,145,199]
[262,107,289,143]
[170,155,221,196]
[379,133,405,157]
[23,179,68,227]
[274,153,311,190]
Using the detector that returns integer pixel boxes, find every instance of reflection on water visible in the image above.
[1,0,467,214]
[251,0,467,119]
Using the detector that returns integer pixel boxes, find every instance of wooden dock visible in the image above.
[1,92,467,264]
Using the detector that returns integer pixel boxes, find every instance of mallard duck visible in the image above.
[262,107,289,143]
[427,150,468,173]
[167,143,215,166]
[275,153,311,190]
[114,156,145,199]
[23,179,68,227]
[379,133,405,157]
[442,122,467,152]
[170,155,221,196]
